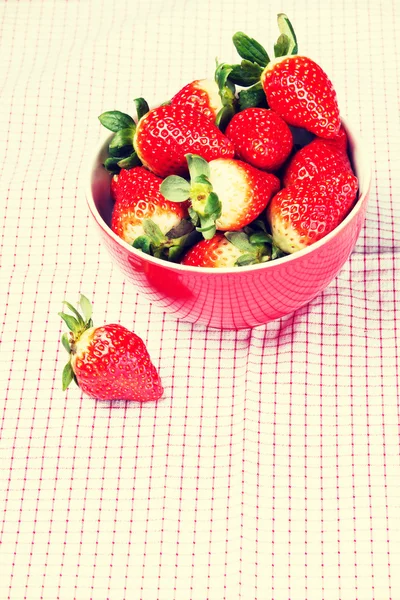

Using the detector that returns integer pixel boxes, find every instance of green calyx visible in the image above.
[226,220,288,267]
[58,294,94,391]
[276,13,298,55]
[238,82,269,111]
[214,62,237,131]
[241,220,287,262]
[132,218,202,262]
[232,14,298,66]
[225,231,271,266]
[226,14,298,110]
[98,97,150,174]
[160,154,222,240]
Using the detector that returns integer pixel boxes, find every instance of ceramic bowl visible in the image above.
[85,118,371,329]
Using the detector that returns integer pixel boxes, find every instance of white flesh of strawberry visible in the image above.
[214,240,244,267]
[122,209,182,245]
[70,327,96,369]
[209,159,249,230]
[196,79,223,116]
[270,214,307,254]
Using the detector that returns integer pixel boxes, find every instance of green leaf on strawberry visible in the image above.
[108,127,136,156]
[248,232,274,245]
[161,154,222,241]
[117,153,142,169]
[79,294,93,322]
[238,83,269,111]
[274,33,291,58]
[62,300,85,326]
[104,156,122,174]
[187,153,211,181]
[134,97,150,120]
[132,218,201,262]
[59,294,96,390]
[159,175,191,202]
[61,333,71,353]
[62,362,75,391]
[228,60,264,86]
[132,235,153,255]
[277,13,298,55]
[58,313,81,334]
[98,110,136,132]
[99,107,144,172]
[214,62,237,132]
[225,231,271,265]
[232,32,270,67]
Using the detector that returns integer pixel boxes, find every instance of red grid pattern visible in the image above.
[1,0,399,599]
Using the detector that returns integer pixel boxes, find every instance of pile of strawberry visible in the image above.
[98,14,358,268]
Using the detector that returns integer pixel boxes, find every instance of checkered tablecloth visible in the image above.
[1,1,399,598]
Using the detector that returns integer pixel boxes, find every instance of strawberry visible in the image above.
[283,135,353,187]
[99,102,235,178]
[181,231,272,268]
[59,295,163,402]
[110,167,198,260]
[225,107,293,171]
[135,104,235,178]
[229,15,341,138]
[267,171,359,254]
[329,124,348,152]
[160,154,280,239]
[170,78,224,121]
[261,55,341,138]
[111,167,188,242]
[170,63,238,132]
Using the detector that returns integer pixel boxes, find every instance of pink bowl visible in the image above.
[85,118,371,329]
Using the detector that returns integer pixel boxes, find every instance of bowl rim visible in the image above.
[85,116,372,275]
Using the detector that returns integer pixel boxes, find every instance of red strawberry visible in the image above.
[225,107,293,171]
[283,136,353,187]
[261,55,340,138]
[98,102,234,179]
[329,124,348,152]
[59,295,163,402]
[181,231,271,268]
[111,167,188,244]
[134,104,235,178]
[230,16,340,138]
[160,154,280,239]
[267,172,359,253]
[170,78,224,121]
